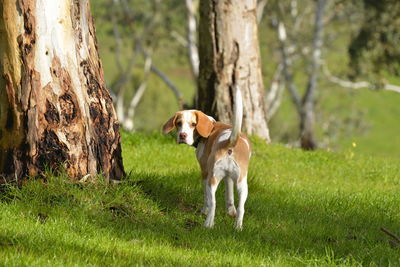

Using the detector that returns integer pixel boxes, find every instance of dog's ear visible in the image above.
[162,113,177,134]
[195,111,214,138]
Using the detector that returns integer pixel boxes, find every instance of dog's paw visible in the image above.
[227,205,237,217]
[204,219,214,228]
[201,206,209,215]
[234,220,243,230]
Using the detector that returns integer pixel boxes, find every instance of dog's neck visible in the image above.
[192,135,202,148]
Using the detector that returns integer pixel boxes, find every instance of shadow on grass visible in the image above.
[93,170,399,264]
[2,170,399,265]
[1,230,193,266]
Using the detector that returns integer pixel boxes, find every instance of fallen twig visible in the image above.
[380,227,400,248]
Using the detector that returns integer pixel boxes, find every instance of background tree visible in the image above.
[0,0,125,182]
[197,0,270,141]
[97,0,188,131]
[268,0,329,149]
[87,0,400,154]
[185,0,200,82]
[349,0,400,78]
[298,0,329,150]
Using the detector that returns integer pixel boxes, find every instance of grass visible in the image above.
[1,132,400,266]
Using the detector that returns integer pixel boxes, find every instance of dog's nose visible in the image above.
[179,132,187,139]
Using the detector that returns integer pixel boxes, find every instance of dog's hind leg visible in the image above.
[204,175,221,228]
[235,176,248,230]
[225,178,237,217]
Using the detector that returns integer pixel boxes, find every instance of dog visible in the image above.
[162,86,251,229]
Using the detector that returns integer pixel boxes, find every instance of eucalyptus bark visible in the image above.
[0,0,125,182]
[197,0,270,141]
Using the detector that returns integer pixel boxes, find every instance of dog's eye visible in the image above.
[191,123,196,127]
[176,122,182,127]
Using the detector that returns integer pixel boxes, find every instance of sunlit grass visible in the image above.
[1,133,399,266]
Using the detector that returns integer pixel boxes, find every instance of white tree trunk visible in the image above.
[0,0,125,181]
[185,0,200,80]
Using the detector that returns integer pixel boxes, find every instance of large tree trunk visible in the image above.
[0,0,125,182]
[197,0,270,141]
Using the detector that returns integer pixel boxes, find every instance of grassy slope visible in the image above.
[1,133,400,266]
[350,90,400,157]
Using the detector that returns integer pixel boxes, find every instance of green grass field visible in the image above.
[1,133,399,266]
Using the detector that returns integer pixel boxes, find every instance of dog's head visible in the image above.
[162,110,215,145]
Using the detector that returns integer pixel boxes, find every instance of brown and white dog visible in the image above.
[162,87,251,229]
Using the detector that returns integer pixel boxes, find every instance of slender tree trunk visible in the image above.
[300,0,328,150]
[265,63,284,121]
[256,0,268,24]
[0,0,125,182]
[197,0,270,141]
[276,21,302,114]
[185,0,200,80]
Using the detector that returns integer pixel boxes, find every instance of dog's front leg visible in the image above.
[204,176,221,228]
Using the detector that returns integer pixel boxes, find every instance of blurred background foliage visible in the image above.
[91,0,400,157]
[349,0,400,78]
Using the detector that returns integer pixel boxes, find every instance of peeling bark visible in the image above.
[0,0,125,182]
[198,0,270,141]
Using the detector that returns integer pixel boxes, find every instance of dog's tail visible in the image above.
[229,85,243,147]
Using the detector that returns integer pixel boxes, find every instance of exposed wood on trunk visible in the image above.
[198,0,270,141]
[0,0,125,182]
